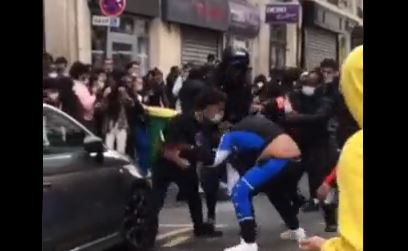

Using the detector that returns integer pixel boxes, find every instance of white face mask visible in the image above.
[48,72,58,78]
[49,92,59,100]
[301,86,316,96]
[324,75,334,84]
[256,82,264,89]
[210,113,223,124]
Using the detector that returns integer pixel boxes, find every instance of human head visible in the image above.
[126,61,141,78]
[48,63,58,78]
[55,57,68,75]
[151,67,163,84]
[170,66,181,76]
[301,69,322,96]
[195,87,227,124]
[187,67,203,81]
[320,58,339,84]
[220,47,250,88]
[103,58,114,73]
[253,74,267,94]
[69,61,91,84]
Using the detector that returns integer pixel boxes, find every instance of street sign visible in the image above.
[92,16,121,27]
[99,0,126,17]
[265,3,300,24]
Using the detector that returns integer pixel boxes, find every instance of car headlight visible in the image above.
[123,164,144,179]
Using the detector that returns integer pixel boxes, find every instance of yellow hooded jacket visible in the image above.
[322,46,363,251]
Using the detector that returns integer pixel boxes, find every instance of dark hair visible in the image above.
[43,52,54,63]
[187,67,203,80]
[253,74,267,84]
[195,87,227,111]
[308,68,324,83]
[69,61,90,80]
[125,61,140,71]
[207,54,215,62]
[152,67,163,77]
[320,58,338,70]
[55,57,68,65]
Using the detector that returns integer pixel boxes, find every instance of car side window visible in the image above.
[43,107,88,155]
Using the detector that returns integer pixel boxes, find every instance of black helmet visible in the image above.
[222,47,249,67]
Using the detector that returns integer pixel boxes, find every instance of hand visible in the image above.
[103,87,111,98]
[317,182,331,201]
[177,158,191,170]
[219,121,233,132]
[299,236,326,251]
[285,110,299,120]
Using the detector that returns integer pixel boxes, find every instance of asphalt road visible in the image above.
[111,178,336,251]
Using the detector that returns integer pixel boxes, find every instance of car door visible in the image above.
[42,107,125,251]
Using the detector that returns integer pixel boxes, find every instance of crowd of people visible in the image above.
[43,45,363,251]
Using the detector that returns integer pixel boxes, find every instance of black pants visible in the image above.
[151,159,204,229]
[258,161,303,230]
[200,166,221,221]
[301,138,334,200]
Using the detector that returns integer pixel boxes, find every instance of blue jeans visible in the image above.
[134,125,150,174]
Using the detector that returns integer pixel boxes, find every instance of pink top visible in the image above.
[72,80,96,121]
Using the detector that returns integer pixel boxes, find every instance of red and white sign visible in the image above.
[99,0,126,17]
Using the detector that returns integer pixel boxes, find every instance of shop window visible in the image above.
[91,15,150,75]
[269,24,287,69]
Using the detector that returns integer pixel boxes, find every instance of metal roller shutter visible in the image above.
[304,27,338,70]
[181,27,220,66]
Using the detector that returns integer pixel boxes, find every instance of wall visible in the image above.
[249,0,300,77]
[149,19,182,77]
[44,0,91,64]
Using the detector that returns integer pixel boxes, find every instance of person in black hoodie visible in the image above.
[166,66,181,108]
[215,47,252,124]
[283,69,335,212]
[178,67,207,115]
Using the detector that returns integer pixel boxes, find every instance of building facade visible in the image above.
[300,0,363,70]
[43,0,362,77]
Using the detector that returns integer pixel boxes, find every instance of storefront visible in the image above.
[162,0,229,65]
[88,0,159,74]
[225,0,260,50]
[302,0,346,70]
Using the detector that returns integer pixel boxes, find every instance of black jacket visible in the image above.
[284,89,335,146]
[179,78,207,115]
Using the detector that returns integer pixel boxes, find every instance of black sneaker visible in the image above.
[302,200,319,212]
[194,223,223,238]
[325,224,338,233]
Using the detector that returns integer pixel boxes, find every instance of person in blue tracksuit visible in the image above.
[210,115,305,251]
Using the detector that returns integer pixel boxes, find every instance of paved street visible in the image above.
[111,177,336,251]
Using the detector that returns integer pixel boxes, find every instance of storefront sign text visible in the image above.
[92,15,121,28]
[265,3,299,24]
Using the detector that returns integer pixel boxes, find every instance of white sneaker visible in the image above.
[280,228,306,241]
[224,240,258,251]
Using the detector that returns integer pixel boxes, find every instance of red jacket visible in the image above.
[324,167,337,186]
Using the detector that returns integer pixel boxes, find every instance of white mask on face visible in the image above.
[301,86,316,96]
[256,82,264,88]
[210,113,223,124]
[48,72,58,78]
[324,75,334,84]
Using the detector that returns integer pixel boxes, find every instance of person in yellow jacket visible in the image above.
[299,46,363,251]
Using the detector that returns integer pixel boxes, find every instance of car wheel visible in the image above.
[122,186,158,251]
